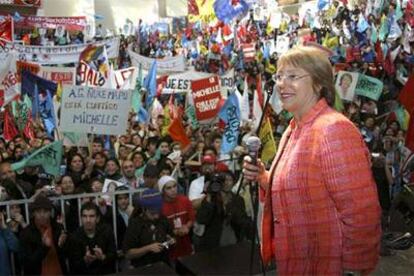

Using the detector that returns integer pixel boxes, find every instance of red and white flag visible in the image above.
[242,43,256,62]
[0,54,20,108]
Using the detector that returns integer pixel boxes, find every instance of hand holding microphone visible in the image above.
[243,136,265,182]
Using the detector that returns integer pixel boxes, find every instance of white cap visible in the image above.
[158,175,176,192]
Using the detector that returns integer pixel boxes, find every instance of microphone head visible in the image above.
[246,136,261,152]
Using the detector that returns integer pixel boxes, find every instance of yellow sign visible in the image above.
[259,118,277,164]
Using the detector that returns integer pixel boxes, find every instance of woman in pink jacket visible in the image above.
[244,46,381,276]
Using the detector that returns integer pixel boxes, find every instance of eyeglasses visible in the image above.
[273,73,310,83]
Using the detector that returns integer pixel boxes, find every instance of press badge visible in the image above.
[173,217,182,228]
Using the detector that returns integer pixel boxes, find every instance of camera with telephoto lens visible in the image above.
[206,173,225,194]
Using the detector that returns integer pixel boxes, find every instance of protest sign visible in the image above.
[103,179,125,193]
[162,69,234,98]
[128,46,186,73]
[335,71,359,101]
[39,66,76,85]
[259,118,277,164]
[11,141,63,176]
[78,61,138,89]
[60,86,132,135]
[0,53,20,107]
[0,37,120,65]
[191,76,222,121]
[354,74,384,101]
[14,15,87,31]
[276,35,290,54]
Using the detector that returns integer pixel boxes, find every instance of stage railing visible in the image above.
[0,187,155,274]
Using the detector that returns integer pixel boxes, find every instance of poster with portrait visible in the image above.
[335,71,359,102]
[103,179,125,193]
[275,35,290,55]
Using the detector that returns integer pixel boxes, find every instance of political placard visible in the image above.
[60,86,132,135]
[354,74,384,101]
[39,66,76,85]
[191,76,222,121]
[335,71,359,101]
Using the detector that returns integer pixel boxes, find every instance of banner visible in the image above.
[14,16,87,31]
[191,76,222,121]
[354,74,384,101]
[60,85,132,135]
[11,141,63,177]
[0,53,20,107]
[39,66,76,85]
[0,0,41,7]
[162,69,234,98]
[0,37,120,65]
[259,118,277,164]
[16,61,40,78]
[335,71,358,102]
[128,45,186,73]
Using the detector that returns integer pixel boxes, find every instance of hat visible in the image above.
[134,189,163,213]
[30,195,53,212]
[202,154,216,164]
[158,175,176,192]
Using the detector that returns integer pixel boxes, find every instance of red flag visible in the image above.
[0,16,13,48]
[3,108,19,141]
[383,50,396,75]
[242,43,256,62]
[168,115,191,149]
[399,74,414,113]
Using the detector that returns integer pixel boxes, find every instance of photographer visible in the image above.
[123,192,175,268]
[193,172,252,252]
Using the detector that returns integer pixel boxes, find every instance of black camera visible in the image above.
[206,173,225,194]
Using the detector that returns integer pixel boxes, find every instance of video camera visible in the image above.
[206,173,225,194]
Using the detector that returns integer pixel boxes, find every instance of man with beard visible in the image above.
[188,155,216,210]
[119,160,138,188]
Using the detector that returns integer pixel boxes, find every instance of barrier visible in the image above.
[0,187,155,274]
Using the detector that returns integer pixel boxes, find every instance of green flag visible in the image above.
[11,141,63,176]
[378,15,389,41]
[354,74,384,101]
[131,64,143,113]
[370,24,378,44]
[185,105,200,129]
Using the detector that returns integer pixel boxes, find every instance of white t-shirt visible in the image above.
[188,176,205,201]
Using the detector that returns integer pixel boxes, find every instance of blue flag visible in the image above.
[218,93,241,154]
[22,70,57,98]
[32,83,39,120]
[143,60,157,108]
[214,0,249,24]
[40,90,56,137]
[317,0,329,11]
[137,106,149,124]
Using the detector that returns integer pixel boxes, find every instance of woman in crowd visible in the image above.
[243,46,381,275]
[105,158,123,181]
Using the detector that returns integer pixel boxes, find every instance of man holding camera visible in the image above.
[67,202,116,275]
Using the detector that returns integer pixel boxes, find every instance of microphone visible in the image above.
[245,136,262,166]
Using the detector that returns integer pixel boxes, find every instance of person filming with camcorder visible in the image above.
[193,172,252,253]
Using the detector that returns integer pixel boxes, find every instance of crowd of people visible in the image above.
[1,0,414,274]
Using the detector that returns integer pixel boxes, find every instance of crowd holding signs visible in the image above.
[0,0,414,274]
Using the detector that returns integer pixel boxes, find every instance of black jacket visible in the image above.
[19,221,68,275]
[67,223,116,275]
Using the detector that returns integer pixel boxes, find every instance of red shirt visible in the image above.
[161,195,195,260]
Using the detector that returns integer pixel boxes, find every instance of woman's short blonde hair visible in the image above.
[277,46,336,107]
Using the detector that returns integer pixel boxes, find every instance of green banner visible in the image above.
[354,74,383,101]
[11,141,63,176]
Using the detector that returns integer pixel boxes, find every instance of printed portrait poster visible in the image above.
[275,35,290,55]
[335,71,359,102]
[103,179,125,193]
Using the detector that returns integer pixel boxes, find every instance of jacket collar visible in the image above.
[289,98,329,130]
